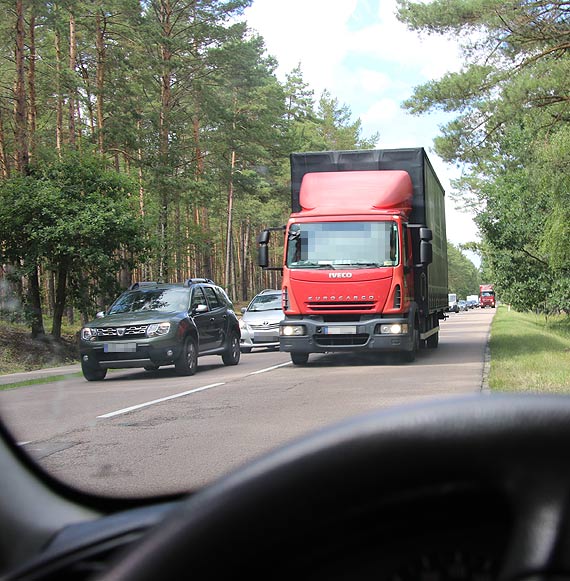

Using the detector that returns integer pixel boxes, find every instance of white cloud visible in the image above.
[244,0,479,250]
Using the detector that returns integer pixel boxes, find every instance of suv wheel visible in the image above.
[175,338,198,376]
[81,360,107,381]
[222,332,240,366]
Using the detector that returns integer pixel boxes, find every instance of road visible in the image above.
[0,308,494,496]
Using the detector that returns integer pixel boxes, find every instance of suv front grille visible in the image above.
[96,325,149,339]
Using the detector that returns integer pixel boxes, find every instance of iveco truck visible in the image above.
[258,148,449,364]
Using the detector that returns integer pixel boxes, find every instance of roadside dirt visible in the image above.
[0,325,78,374]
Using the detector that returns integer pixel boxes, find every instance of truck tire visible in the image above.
[81,360,107,381]
[290,352,309,365]
[402,323,419,363]
[175,337,198,376]
[222,332,241,366]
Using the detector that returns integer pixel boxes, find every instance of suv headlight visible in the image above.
[81,328,97,341]
[146,322,171,337]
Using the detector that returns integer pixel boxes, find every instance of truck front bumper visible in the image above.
[279,315,414,354]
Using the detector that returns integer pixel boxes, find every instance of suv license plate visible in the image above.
[323,326,357,335]
[104,343,137,353]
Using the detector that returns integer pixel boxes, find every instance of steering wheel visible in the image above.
[100,395,570,580]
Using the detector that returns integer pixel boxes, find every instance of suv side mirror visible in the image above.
[193,304,209,314]
[96,311,106,319]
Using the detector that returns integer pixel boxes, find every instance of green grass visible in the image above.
[489,306,570,393]
[0,372,82,391]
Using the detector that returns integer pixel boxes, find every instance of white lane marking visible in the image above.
[248,362,292,375]
[97,383,225,419]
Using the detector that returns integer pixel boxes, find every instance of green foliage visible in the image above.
[0,153,146,317]
[397,0,570,312]
[447,241,480,298]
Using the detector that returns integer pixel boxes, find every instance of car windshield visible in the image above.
[248,294,281,311]
[108,289,189,314]
[0,0,568,508]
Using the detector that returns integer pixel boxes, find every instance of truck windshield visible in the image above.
[286,221,398,269]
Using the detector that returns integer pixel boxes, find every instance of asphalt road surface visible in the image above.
[0,307,495,496]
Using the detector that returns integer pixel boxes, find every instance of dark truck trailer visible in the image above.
[258,147,449,364]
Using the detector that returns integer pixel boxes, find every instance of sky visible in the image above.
[242,0,480,264]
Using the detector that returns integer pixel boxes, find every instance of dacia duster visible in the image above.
[79,279,240,381]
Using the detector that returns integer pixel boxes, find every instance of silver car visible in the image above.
[239,289,283,353]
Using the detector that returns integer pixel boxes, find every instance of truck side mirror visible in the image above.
[258,245,269,268]
[420,228,433,241]
[258,230,270,244]
[420,240,433,265]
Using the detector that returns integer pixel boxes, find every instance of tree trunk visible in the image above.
[225,149,236,290]
[28,264,45,338]
[51,265,67,340]
[68,12,77,148]
[95,11,106,154]
[27,11,37,163]
[55,23,63,156]
[0,108,9,178]
[14,0,29,174]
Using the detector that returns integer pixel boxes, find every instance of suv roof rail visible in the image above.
[184,278,215,286]
[129,281,159,290]
[259,289,280,294]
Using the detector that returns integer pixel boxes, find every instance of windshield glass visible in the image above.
[286,222,398,268]
[108,289,189,314]
[248,294,281,311]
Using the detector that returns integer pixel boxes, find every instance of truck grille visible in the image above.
[314,333,369,347]
[95,325,149,339]
[306,301,376,313]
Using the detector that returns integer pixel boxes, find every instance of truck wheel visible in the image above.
[290,352,309,365]
[81,360,107,381]
[222,332,241,366]
[402,323,419,363]
[175,337,198,376]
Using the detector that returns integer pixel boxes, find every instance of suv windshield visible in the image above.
[108,288,189,314]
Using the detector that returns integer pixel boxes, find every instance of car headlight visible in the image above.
[81,328,97,341]
[380,324,408,335]
[280,325,306,337]
[146,322,171,337]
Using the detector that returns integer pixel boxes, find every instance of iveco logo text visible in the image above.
[328,272,352,278]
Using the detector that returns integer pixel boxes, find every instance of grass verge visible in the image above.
[0,373,82,391]
[489,306,570,393]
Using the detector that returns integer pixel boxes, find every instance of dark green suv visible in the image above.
[79,279,241,381]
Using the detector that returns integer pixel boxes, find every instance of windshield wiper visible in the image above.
[290,262,338,269]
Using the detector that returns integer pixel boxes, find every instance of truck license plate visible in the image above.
[323,326,357,335]
[104,343,136,353]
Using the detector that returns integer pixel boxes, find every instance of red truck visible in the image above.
[258,148,449,364]
[479,284,496,308]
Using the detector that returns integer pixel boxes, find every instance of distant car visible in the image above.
[458,300,467,311]
[466,299,478,309]
[79,279,241,380]
[239,289,283,353]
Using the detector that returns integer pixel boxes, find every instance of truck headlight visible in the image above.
[280,325,306,337]
[380,324,408,335]
[147,322,170,337]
